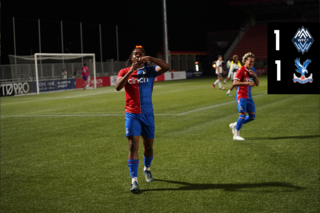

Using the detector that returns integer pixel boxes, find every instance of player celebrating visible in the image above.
[213,55,225,90]
[115,45,170,193]
[81,63,89,89]
[226,55,242,97]
[229,52,259,140]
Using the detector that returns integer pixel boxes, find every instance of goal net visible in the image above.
[8,53,96,95]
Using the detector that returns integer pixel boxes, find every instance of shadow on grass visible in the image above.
[141,179,305,193]
[246,135,320,140]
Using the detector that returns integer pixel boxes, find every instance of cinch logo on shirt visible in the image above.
[128,77,149,84]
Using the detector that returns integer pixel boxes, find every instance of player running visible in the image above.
[226,55,242,97]
[229,52,259,140]
[212,55,225,90]
[115,45,170,193]
[81,63,89,89]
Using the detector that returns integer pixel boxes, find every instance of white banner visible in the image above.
[164,71,187,81]
[110,76,118,86]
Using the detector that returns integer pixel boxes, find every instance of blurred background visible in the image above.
[1,0,319,77]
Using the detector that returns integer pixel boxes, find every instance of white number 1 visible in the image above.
[276,60,281,81]
[274,30,280,51]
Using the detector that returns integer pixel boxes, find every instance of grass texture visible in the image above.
[1,76,319,212]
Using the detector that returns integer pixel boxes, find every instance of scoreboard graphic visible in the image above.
[267,22,319,94]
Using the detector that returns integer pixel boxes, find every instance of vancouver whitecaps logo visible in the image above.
[293,58,313,84]
[292,26,314,54]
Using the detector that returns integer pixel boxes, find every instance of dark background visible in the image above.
[267,22,319,94]
[1,0,246,64]
[1,0,319,68]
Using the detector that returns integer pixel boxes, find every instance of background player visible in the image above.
[229,52,259,140]
[81,63,89,89]
[115,45,170,193]
[223,59,231,84]
[226,55,242,96]
[61,69,67,80]
[212,55,225,90]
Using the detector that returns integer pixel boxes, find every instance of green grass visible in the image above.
[1,76,319,213]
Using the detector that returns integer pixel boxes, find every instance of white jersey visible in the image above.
[227,60,231,69]
[216,60,223,74]
[61,71,67,79]
[228,63,240,80]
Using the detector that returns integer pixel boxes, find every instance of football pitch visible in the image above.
[1,76,319,213]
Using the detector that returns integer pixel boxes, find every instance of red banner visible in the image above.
[75,76,110,89]
[155,74,165,82]
[255,68,268,75]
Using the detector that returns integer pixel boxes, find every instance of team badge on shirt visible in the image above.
[293,58,313,84]
[292,26,314,54]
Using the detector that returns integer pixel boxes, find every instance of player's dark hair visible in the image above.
[126,46,147,67]
[84,63,86,66]
[233,55,238,61]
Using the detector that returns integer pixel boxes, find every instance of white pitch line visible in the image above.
[0,113,178,118]
[0,82,194,106]
[178,93,267,115]
[178,101,235,115]
[0,93,267,118]
[0,114,124,117]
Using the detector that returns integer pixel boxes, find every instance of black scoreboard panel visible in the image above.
[267,22,319,94]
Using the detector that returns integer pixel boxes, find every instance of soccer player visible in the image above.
[223,59,231,84]
[81,63,89,89]
[226,55,242,97]
[213,55,225,89]
[73,69,77,78]
[61,69,68,79]
[229,52,259,140]
[115,45,170,193]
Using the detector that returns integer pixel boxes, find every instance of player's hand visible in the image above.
[248,82,256,87]
[248,69,256,77]
[130,60,141,72]
[137,56,150,65]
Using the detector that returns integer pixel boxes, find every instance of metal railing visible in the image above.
[0,61,127,83]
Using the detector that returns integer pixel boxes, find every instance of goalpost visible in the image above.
[34,53,96,95]
[8,53,96,95]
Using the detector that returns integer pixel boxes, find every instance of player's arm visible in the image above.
[216,62,219,74]
[233,70,255,87]
[248,69,259,86]
[115,61,140,91]
[138,56,170,74]
[233,79,255,87]
[227,65,234,79]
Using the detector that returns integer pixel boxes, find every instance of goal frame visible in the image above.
[34,53,96,95]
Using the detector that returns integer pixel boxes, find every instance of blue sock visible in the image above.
[236,114,246,131]
[128,159,139,178]
[143,155,153,169]
[243,114,255,124]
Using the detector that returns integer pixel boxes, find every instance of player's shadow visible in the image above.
[246,134,320,140]
[141,179,305,193]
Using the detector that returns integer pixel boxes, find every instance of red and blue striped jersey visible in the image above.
[117,66,160,114]
[235,66,257,100]
[81,66,89,77]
